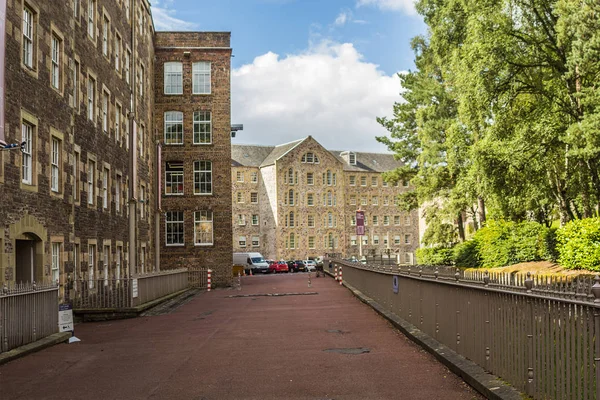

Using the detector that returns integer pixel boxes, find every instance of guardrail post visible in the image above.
[591,275,600,400]
[525,272,534,396]
[339,266,343,286]
[207,269,212,292]
[483,271,490,370]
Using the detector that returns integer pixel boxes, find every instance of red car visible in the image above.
[269,260,289,273]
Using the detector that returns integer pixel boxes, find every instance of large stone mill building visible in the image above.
[231,136,420,263]
[0,0,233,288]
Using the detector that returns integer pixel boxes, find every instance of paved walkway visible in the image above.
[0,273,482,400]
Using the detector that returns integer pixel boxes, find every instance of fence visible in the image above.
[188,266,208,289]
[0,282,59,353]
[69,268,191,310]
[336,260,600,400]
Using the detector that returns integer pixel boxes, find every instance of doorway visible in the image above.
[15,235,42,284]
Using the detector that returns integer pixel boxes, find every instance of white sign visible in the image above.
[132,278,138,298]
[58,304,74,332]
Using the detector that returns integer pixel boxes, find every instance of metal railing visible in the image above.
[0,282,59,353]
[335,260,600,400]
[69,268,190,310]
[188,266,208,289]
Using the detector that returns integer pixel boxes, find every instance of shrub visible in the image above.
[416,247,454,266]
[556,218,600,271]
[541,228,558,262]
[453,240,480,268]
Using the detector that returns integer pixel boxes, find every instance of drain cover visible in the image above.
[323,347,370,355]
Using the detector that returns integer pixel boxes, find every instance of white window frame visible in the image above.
[102,16,109,56]
[193,111,212,144]
[164,111,184,145]
[237,214,246,226]
[102,91,109,132]
[102,168,108,209]
[307,172,314,185]
[251,214,259,225]
[23,7,34,68]
[251,172,258,183]
[87,76,95,122]
[164,62,183,95]
[103,245,109,285]
[88,244,96,289]
[236,171,244,182]
[192,62,211,94]
[51,137,59,192]
[21,123,32,184]
[51,35,60,90]
[115,175,121,212]
[239,236,247,247]
[88,160,95,204]
[51,242,60,284]
[250,192,258,204]
[165,161,184,195]
[252,236,259,247]
[115,34,120,71]
[88,0,95,39]
[194,161,212,195]
[165,211,184,246]
[194,211,213,246]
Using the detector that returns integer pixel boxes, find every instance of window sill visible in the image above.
[166,244,185,247]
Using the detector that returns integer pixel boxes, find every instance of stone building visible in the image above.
[0,1,233,289]
[231,136,419,263]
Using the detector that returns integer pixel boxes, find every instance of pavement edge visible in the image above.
[333,273,524,400]
[0,332,71,366]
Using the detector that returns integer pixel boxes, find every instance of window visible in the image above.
[115,103,121,141]
[236,192,243,203]
[237,214,246,226]
[326,170,332,186]
[87,75,96,121]
[288,212,295,227]
[288,233,295,249]
[307,215,315,228]
[115,246,121,282]
[22,6,35,69]
[165,211,184,245]
[404,234,411,244]
[252,236,259,247]
[362,236,369,246]
[370,176,377,186]
[115,174,121,212]
[327,213,333,228]
[74,150,80,201]
[384,216,390,226]
[102,15,109,56]
[51,137,60,192]
[138,124,145,158]
[164,62,183,94]
[350,195,356,206]
[394,236,401,245]
[138,63,144,97]
[102,245,109,285]
[405,215,411,226]
[252,214,259,225]
[194,161,212,195]
[115,34,121,71]
[74,0,79,18]
[394,215,400,225]
[251,172,258,183]
[139,185,145,219]
[88,160,96,204]
[165,161,184,195]
[327,191,333,206]
[361,196,367,206]
[125,49,131,84]
[308,236,315,249]
[288,189,294,206]
[351,236,357,246]
[102,167,109,209]
[405,253,413,264]
[287,168,294,185]
[193,111,211,144]
[382,180,388,187]
[383,196,389,206]
[372,216,379,226]
[250,192,258,203]
[21,123,33,184]
[384,236,389,246]
[194,211,213,245]
[372,196,378,206]
[238,236,246,247]
[88,244,96,289]
[51,34,61,90]
[236,171,244,182]
[350,215,356,226]
[349,152,356,165]
[73,59,80,110]
[361,176,367,186]
[88,0,95,39]
[307,193,314,206]
[164,111,183,144]
[349,175,356,186]
[51,243,60,284]
[306,172,314,185]
[192,62,211,94]
[102,90,109,132]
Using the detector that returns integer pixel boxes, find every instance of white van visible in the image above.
[233,252,270,274]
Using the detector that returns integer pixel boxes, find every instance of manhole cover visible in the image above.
[323,347,370,355]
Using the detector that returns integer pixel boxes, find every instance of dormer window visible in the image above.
[340,151,357,165]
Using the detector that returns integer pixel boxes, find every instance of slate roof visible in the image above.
[231,137,401,172]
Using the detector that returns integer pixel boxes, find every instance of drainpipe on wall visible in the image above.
[128,0,137,277]
[0,0,7,145]
[155,139,161,272]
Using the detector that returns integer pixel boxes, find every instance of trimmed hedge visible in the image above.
[453,240,480,268]
[416,247,454,266]
[556,218,600,271]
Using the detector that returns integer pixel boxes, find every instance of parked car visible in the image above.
[287,260,306,273]
[304,260,317,272]
[269,260,289,273]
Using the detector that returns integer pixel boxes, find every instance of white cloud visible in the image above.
[356,0,417,15]
[334,12,349,26]
[231,41,403,153]
[149,0,199,31]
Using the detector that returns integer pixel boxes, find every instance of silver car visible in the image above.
[304,260,317,272]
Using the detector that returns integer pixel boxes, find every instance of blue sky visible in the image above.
[150,0,427,152]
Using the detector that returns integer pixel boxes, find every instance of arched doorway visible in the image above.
[15,233,43,284]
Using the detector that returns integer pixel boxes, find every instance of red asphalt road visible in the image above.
[0,273,482,400]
